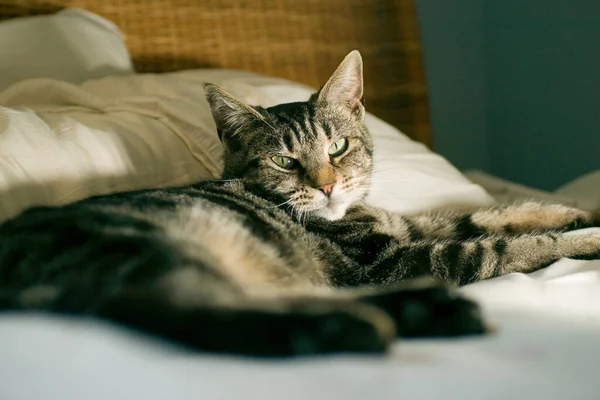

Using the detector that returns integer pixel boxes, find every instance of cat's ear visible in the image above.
[315,50,365,119]
[203,83,264,140]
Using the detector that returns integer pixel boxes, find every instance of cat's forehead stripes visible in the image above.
[291,118,306,143]
[305,103,333,139]
[281,131,295,152]
[292,111,331,141]
[265,101,349,158]
[299,112,318,140]
[275,112,304,145]
[321,120,333,139]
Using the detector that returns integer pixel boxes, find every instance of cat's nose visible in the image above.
[319,183,334,197]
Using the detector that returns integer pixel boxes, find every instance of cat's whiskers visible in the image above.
[288,202,306,226]
[216,178,241,183]
[356,174,423,185]
[369,166,399,174]
[367,180,418,184]
[270,198,295,209]
[340,175,370,191]
[297,206,307,226]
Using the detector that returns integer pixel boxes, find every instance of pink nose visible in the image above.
[319,183,334,196]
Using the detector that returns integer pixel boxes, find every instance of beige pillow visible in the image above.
[0,8,134,91]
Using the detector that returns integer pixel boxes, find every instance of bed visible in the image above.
[1,2,600,399]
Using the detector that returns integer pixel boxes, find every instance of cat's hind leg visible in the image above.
[0,285,395,357]
[96,292,397,357]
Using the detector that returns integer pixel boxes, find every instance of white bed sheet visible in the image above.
[1,255,600,400]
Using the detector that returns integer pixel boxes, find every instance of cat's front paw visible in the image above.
[362,280,488,338]
[561,228,600,260]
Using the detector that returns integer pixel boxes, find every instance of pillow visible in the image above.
[0,8,134,92]
[0,77,222,222]
[554,171,600,211]
[0,69,495,222]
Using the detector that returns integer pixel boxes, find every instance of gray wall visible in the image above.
[416,0,600,190]
[415,0,489,172]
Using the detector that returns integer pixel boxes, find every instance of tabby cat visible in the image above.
[1,51,600,357]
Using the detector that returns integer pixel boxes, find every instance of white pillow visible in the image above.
[0,8,134,92]
[0,69,494,222]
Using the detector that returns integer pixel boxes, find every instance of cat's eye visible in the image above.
[271,155,298,170]
[328,138,349,157]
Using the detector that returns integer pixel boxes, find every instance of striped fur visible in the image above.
[1,51,599,356]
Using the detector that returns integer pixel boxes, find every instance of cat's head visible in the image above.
[204,50,372,221]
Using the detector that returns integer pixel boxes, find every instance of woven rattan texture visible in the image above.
[0,0,431,145]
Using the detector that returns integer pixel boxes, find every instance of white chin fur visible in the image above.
[314,202,348,221]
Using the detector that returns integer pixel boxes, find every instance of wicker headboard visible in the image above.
[0,0,431,146]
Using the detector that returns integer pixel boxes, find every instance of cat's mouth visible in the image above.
[288,185,366,221]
